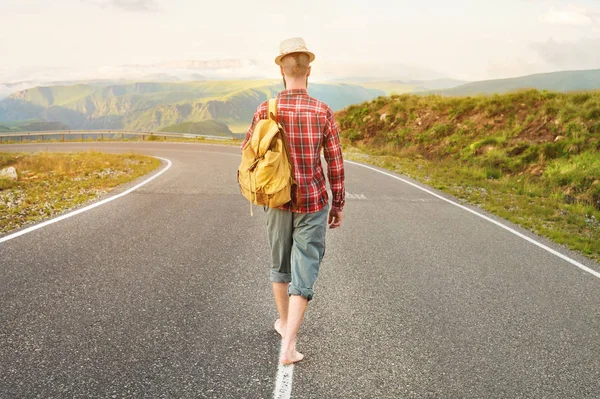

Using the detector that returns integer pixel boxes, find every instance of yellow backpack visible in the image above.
[238,99,299,215]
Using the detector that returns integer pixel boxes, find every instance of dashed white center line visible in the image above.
[345,192,367,200]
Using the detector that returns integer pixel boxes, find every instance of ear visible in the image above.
[307,66,311,78]
[280,65,285,77]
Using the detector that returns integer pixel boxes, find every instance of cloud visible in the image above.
[541,4,599,26]
[531,37,600,70]
[95,0,158,12]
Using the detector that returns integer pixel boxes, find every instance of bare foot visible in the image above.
[274,319,286,338]
[280,342,304,365]
[281,349,304,365]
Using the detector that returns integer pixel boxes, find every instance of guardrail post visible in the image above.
[61,134,64,142]
[81,133,84,142]
[121,133,124,140]
[101,133,104,142]
[142,134,145,141]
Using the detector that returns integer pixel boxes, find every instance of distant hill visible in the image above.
[0,81,384,133]
[20,121,71,131]
[428,69,600,96]
[160,120,232,136]
[360,78,467,95]
[409,78,469,92]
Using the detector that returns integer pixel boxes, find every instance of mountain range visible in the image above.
[0,58,447,98]
[0,80,384,134]
[2,68,600,135]
[426,69,600,96]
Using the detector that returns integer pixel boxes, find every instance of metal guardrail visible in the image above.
[0,130,240,144]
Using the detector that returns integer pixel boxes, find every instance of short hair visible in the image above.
[281,53,310,79]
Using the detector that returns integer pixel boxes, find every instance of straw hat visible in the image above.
[275,37,316,65]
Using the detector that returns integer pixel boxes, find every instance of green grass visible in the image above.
[338,89,600,262]
[0,151,160,234]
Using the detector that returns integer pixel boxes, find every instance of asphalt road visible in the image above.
[1,142,600,398]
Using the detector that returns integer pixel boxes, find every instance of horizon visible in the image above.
[2,0,600,84]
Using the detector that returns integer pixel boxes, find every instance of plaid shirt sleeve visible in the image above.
[323,108,345,212]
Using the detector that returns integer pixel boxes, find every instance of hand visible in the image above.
[328,209,344,229]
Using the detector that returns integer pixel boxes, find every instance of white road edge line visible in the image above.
[345,160,600,280]
[0,156,173,244]
[273,343,294,399]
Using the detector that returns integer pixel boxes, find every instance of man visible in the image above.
[242,37,345,365]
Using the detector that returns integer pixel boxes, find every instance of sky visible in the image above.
[1,0,600,82]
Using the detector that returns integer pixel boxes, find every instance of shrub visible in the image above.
[520,145,540,164]
[508,143,529,156]
[147,134,162,141]
[387,128,411,145]
[559,104,579,122]
[485,167,503,180]
[540,142,565,160]
[586,107,600,120]
[431,123,453,137]
[345,129,364,142]
[480,148,515,171]
[543,103,560,118]
[565,122,586,138]
[572,93,591,105]
[544,151,600,190]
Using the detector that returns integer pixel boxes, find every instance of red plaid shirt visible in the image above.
[242,89,345,213]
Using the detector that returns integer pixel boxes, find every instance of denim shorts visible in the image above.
[266,205,328,301]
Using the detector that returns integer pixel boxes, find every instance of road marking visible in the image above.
[345,192,367,200]
[345,160,600,279]
[0,157,172,245]
[273,344,294,399]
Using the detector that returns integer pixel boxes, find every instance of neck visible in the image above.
[284,77,307,90]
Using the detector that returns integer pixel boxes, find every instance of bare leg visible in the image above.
[280,295,308,365]
[272,282,289,337]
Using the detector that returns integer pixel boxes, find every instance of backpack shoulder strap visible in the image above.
[251,99,277,154]
[268,98,277,121]
[271,99,302,209]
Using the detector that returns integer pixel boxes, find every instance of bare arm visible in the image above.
[323,108,345,228]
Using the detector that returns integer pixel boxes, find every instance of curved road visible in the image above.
[1,142,600,398]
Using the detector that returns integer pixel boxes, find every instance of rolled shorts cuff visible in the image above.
[288,285,314,301]
[270,270,292,283]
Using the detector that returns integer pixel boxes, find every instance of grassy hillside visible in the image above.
[0,81,384,133]
[159,120,232,136]
[0,152,159,233]
[338,90,600,260]
[430,69,600,96]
